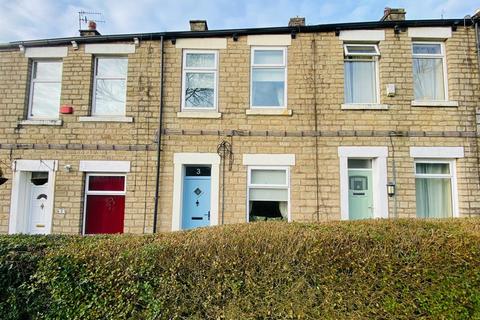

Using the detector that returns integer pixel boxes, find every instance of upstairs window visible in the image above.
[343,44,380,104]
[412,42,447,101]
[251,47,287,108]
[182,50,218,110]
[28,60,62,119]
[93,56,128,116]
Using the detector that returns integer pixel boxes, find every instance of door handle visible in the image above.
[205,211,210,220]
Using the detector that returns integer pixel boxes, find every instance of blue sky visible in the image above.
[0,0,478,43]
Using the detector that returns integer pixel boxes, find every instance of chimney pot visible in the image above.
[88,20,97,30]
[80,20,101,37]
[381,7,406,21]
[189,20,208,31]
[289,17,305,27]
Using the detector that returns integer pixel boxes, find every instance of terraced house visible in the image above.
[0,8,479,235]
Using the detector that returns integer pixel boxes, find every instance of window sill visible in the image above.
[177,111,222,119]
[411,100,459,107]
[341,104,389,110]
[78,116,134,123]
[246,109,293,116]
[19,119,63,126]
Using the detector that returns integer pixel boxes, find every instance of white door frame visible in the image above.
[79,160,131,235]
[8,160,58,234]
[172,153,220,231]
[338,147,388,220]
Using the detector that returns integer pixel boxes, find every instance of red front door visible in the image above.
[84,175,126,234]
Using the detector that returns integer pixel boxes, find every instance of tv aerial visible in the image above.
[78,11,105,30]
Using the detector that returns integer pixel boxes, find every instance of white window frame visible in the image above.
[413,159,459,218]
[411,41,448,101]
[82,173,127,235]
[246,165,291,222]
[28,59,62,120]
[250,46,287,109]
[343,43,380,105]
[343,43,380,56]
[92,55,128,116]
[181,50,218,111]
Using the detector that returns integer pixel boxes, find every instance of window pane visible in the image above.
[88,176,125,191]
[249,201,287,221]
[34,61,62,80]
[30,82,61,118]
[251,169,286,185]
[413,58,445,100]
[344,61,376,103]
[249,188,288,201]
[348,159,372,169]
[416,163,450,174]
[31,172,49,186]
[184,72,215,108]
[94,79,126,115]
[252,68,285,106]
[346,45,377,55]
[96,58,128,77]
[253,50,283,65]
[416,178,452,218]
[185,166,211,177]
[413,43,441,55]
[185,53,215,68]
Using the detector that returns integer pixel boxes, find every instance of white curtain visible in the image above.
[415,178,452,218]
[415,163,452,218]
[252,68,285,106]
[279,201,288,219]
[344,61,376,103]
[413,58,445,101]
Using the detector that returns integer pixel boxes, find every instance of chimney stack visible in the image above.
[80,20,101,36]
[381,7,406,21]
[189,20,208,32]
[289,17,305,27]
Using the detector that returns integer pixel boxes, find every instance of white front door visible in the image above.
[9,160,57,235]
[27,172,51,234]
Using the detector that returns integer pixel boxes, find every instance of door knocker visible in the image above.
[105,197,116,211]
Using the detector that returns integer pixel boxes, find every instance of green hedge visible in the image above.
[1,219,480,319]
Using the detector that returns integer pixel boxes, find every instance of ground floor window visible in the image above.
[84,174,126,234]
[415,160,455,218]
[247,167,289,221]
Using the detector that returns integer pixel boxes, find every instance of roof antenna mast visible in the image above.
[78,11,105,30]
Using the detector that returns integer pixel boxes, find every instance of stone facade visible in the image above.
[0,20,479,234]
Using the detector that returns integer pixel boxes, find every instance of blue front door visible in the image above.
[182,166,211,230]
